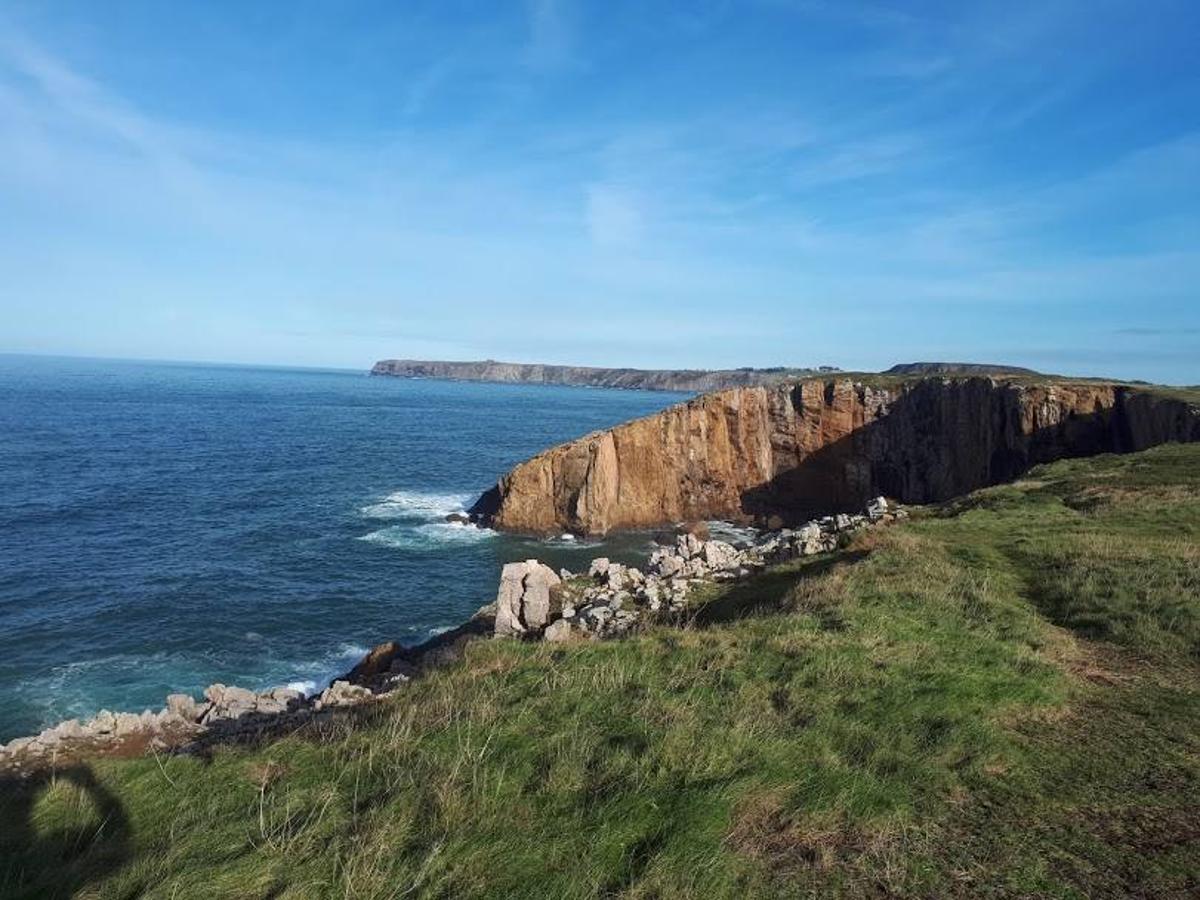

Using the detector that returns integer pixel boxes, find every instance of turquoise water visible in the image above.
[0,355,689,741]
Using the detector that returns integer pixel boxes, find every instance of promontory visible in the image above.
[469,374,1200,535]
[370,358,840,392]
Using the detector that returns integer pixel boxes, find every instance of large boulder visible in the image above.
[201,683,261,722]
[701,540,740,571]
[494,560,562,636]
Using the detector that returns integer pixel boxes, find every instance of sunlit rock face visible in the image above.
[471,377,1200,536]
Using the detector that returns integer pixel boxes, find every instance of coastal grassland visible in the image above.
[2,444,1199,899]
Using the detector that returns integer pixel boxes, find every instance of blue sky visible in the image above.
[1,1,1197,382]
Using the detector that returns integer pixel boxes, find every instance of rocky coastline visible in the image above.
[7,372,1194,775]
[370,358,839,392]
[0,497,903,774]
[469,376,1200,536]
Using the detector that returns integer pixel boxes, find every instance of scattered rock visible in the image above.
[702,539,740,571]
[506,497,905,643]
[1,497,908,772]
[114,712,143,737]
[166,693,203,721]
[677,532,705,560]
[316,681,373,709]
[544,619,574,643]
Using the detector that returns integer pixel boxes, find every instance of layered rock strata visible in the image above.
[470,377,1200,535]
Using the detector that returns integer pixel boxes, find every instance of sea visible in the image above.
[0,355,691,742]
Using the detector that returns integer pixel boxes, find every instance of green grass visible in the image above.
[3,444,1199,898]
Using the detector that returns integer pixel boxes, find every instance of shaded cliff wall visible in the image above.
[472,378,1200,535]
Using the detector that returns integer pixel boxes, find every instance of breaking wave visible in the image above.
[281,642,371,697]
[359,489,475,521]
[359,520,494,550]
[357,487,494,551]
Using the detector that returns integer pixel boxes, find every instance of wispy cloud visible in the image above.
[787,133,926,190]
[585,184,644,247]
[0,3,1196,380]
[766,0,926,32]
[523,0,576,69]
[1114,327,1200,337]
[400,55,458,117]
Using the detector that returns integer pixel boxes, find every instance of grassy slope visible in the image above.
[3,445,1198,899]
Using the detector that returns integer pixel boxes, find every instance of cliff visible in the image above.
[370,358,838,392]
[470,377,1200,535]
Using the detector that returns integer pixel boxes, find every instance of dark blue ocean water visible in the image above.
[0,356,689,741]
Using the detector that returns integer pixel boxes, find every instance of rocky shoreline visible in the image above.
[0,498,903,774]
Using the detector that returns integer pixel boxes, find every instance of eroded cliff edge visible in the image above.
[470,377,1200,535]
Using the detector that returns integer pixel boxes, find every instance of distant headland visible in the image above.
[370,358,1050,393]
[369,358,841,392]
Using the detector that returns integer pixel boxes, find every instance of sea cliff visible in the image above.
[470,376,1200,535]
[370,358,838,392]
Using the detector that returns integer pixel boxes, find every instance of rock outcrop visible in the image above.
[370,359,838,393]
[470,377,1200,535]
[0,674,408,773]
[491,497,906,642]
[494,560,562,635]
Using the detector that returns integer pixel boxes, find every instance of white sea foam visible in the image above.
[359,489,475,521]
[359,520,495,550]
[706,520,761,545]
[537,534,604,550]
[281,642,371,697]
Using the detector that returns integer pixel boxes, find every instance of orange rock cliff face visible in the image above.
[469,377,1200,536]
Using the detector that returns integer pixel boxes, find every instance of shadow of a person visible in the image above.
[0,764,131,899]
